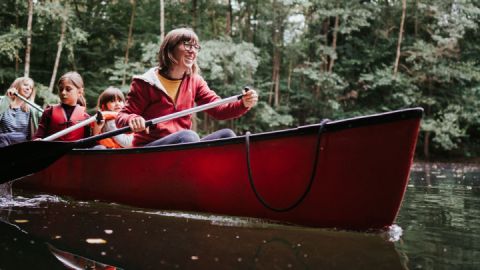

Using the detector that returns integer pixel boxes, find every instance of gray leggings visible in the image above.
[145,128,236,147]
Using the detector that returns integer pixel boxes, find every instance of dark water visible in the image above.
[394,163,480,270]
[0,162,478,270]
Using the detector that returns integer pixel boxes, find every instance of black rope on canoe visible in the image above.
[245,119,330,212]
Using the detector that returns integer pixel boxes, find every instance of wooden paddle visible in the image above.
[0,93,244,183]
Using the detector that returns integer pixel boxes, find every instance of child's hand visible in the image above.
[6,88,18,99]
[101,111,118,121]
[92,120,105,135]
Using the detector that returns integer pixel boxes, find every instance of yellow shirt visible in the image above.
[157,73,182,103]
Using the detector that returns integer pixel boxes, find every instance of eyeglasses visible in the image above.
[182,41,201,52]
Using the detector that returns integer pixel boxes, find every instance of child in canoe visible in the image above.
[0,77,42,147]
[34,71,96,141]
[93,87,133,148]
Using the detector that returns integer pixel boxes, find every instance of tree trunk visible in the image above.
[15,54,20,74]
[252,0,259,44]
[24,0,33,77]
[245,1,253,42]
[328,15,339,73]
[160,0,164,40]
[414,0,418,37]
[192,113,198,132]
[393,0,407,77]
[15,0,19,73]
[226,0,232,36]
[321,18,329,70]
[48,18,67,93]
[273,50,281,107]
[211,10,218,36]
[122,0,136,87]
[192,0,197,28]
[269,0,282,108]
[70,49,77,71]
[423,131,430,160]
[270,44,280,106]
[287,61,292,90]
[202,113,209,133]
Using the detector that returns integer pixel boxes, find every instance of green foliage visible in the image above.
[198,38,260,94]
[35,83,59,106]
[359,67,420,111]
[422,105,465,150]
[102,56,147,91]
[461,86,480,126]
[293,62,346,120]
[314,3,373,35]
[247,101,294,131]
[0,26,24,61]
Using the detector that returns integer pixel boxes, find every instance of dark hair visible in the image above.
[158,28,200,75]
[57,71,86,106]
[97,87,125,111]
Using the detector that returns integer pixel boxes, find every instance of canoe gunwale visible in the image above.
[70,107,423,156]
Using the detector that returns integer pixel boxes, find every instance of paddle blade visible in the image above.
[0,141,73,184]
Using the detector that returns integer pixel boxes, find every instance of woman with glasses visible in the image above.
[116,27,258,147]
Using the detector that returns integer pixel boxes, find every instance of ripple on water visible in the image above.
[0,194,65,208]
[130,210,302,229]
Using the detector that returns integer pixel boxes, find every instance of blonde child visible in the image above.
[0,77,41,146]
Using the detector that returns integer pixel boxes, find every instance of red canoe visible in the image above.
[16,108,422,230]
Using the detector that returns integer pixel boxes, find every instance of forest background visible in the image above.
[0,0,479,160]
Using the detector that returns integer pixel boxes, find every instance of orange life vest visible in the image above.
[97,111,123,148]
[98,136,122,148]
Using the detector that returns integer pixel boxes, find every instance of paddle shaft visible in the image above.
[75,94,244,145]
[13,93,44,113]
[151,94,243,125]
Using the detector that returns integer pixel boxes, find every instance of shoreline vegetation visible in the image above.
[414,157,480,164]
[413,157,480,168]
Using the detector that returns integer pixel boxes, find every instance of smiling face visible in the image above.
[58,80,82,106]
[171,40,200,73]
[158,28,201,75]
[18,80,34,99]
[104,98,125,112]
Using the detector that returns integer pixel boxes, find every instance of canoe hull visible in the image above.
[17,108,422,230]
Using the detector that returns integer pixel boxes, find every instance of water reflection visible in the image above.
[0,195,120,269]
[1,193,406,269]
[4,162,477,269]
[0,219,66,269]
[396,162,480,270]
